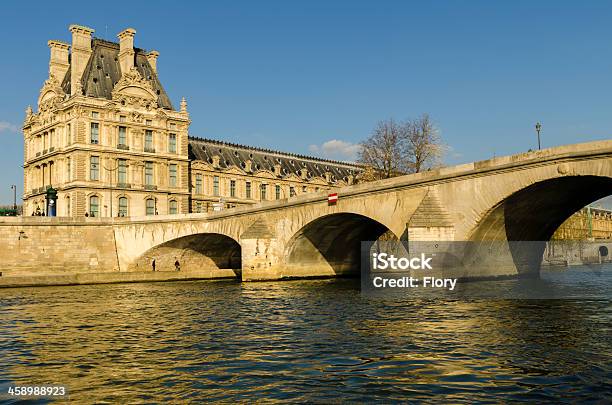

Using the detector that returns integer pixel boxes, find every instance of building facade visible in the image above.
[23,25,360,217]
[552,206,612,240]
[187,137,358,212]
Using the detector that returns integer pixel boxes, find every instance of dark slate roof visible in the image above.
[61,38,173,110]
[188,137,362,183]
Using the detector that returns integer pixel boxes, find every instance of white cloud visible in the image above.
[308,139,362,161]
[0,121,19,134]
[446,145,463,159]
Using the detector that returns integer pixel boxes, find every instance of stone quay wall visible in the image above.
[0,217,119,278]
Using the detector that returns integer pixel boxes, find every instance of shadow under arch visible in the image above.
[285,213,396,276]
[469,175,612,275]
[131,233,241,273]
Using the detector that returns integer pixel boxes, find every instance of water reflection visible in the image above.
[0,266,610,403]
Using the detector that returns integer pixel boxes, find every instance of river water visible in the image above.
[0,265,610,403]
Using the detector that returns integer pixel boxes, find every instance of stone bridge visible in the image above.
[109,140,612,280]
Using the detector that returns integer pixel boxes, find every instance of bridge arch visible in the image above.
[468,175,612,274]
[469,175,612,242]
[284,213,397,276]
[129,232,241,274]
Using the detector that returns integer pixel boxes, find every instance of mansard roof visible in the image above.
[61,38,173,110]
[188,137,362,182]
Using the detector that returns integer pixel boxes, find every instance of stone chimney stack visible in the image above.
[69,24,94,95]
[117,28,136,74]
[147,50,159,73]
[47,40,70,81]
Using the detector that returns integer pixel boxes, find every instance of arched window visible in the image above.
[89,195,99,217]
[169,200,178,214]
[146,198,155,216]
[118,197,128,217]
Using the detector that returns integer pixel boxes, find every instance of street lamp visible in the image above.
[10,185,16,212]
[535,122,542,150]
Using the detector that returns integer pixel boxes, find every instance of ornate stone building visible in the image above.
[552,206,612,240]
[22,24,360,217]
[187,137,358,213]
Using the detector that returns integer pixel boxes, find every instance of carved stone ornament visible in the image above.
[111,67,158,109]
[74,80,83,96]
[131,111,144,123]
[37,74,66,113]
[24,105,35,125]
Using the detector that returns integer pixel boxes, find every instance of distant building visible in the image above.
[552,206,612,240]
[188,137,358,213]
[22,24,360,217]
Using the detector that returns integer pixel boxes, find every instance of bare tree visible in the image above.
[357,114,444,181]
[357,119,408,179]
[403,113,444,173]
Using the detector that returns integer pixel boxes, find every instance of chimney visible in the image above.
[47,40,70,81]
[69,24,94,95]
[146,50,159,73]
[117,28,136,74]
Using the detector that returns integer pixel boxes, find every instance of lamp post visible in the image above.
[10,185,16,212]
[535,122,542,150]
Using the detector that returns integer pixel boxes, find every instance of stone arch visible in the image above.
[284,213,397,276]
[468,175,612,274]
[129,232,242,274]
[469,175,612,242]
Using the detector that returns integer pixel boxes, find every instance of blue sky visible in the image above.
[0,1,611,205]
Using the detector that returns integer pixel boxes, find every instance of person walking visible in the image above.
[152,259,156,272]
[174,259,180,272]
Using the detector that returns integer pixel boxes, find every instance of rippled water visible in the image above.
[0,265,610,403]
